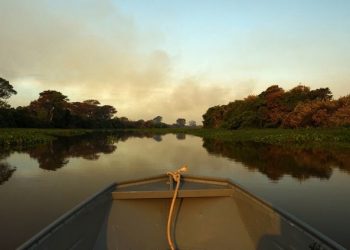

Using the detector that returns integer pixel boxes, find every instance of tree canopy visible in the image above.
[1,79,348,129]
[0,77,17,109]
[0,78,17,99]
[176,118,186,127]
[203,85,350,129]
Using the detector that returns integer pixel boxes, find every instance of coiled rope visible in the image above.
[166,165,188,250]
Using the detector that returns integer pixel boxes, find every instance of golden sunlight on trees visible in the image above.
[14,90,117,128]
[203,85,349,129]
[329,96,350,127]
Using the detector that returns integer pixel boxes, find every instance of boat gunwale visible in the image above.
[17,174,346,250]
[184,175,346,250]
[182,175,345,250]
[16,183,116,250]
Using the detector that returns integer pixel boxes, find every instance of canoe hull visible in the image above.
[18,175,345,250]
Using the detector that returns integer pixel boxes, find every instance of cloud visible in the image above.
[0,0,256,124]
[116,78,256,123]
[0,0,167,86]
[1,0,349,124]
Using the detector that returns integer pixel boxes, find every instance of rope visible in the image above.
[166,165,188,250]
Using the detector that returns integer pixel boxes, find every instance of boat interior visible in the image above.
[19,174,343,250]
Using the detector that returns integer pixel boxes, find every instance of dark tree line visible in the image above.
[0,88,118,128]
[0,78,122,128]
[0,77,195,128]
[203,85,350,129]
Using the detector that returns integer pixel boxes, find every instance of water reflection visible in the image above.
[0,162,16,185]
[0,134,118,177]
[0,131,165,181]
[176,133,186,140]
[2,132,350,184]
[202,139,350,181]
[27,135,117,170]
[0,150,16,185]
[1,132,350,249]
[152,134,162,142]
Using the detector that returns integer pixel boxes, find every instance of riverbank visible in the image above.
[132,128,350,147]
[1,128,350,148]
[0,129,94,147]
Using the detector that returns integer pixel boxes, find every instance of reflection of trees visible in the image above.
[27,135,117,170]
[0,131,165,173]
[202,139,350,181]
[0,162,16,185]
[0,149,16,185]
[111,131,164,142]
[152,135,162,142]
[26,131,171,170]
[176,133,186,140]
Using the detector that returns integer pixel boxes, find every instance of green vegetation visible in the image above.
[1,77,350,149]
[0,128,93,147]
[131,127,350,147]
[203,85,350,129]
[2,78,350,131]
[0,77,171,129]
[1,127,350,149]
[195,128,350,147]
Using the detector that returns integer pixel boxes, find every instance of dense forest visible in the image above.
[2,77,350,130]
[0,77,193,128]
[203,85,350,129]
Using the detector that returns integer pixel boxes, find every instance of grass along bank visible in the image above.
[0,128,94,147]
[1,128,350,148]
[131,128,350,147]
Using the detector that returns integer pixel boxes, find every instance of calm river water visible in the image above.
[0,132,350,249]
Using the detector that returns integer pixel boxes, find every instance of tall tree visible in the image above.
[29,90,69,125]
[152,116,162,124]
[69,100,116,120]
[69,100,100,119]
[258,85,286,127]
[96,105,117,120]
[176,118,186,127]
[188,120,197,127]
[308,88,332,101]
[202,105,227,128]
[0,77,17,108]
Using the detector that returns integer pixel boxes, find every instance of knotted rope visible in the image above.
[166,165,188,250]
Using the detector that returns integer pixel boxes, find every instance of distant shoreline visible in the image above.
[133,128,350,148]
[1,128,350,148]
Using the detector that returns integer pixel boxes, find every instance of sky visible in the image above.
[1,0,350,124]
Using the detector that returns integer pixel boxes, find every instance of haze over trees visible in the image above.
[19,91,117,128]
[0,78,119,128]
[203,85,350,129]
[2,77,349,129]
[0,77,191,128]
